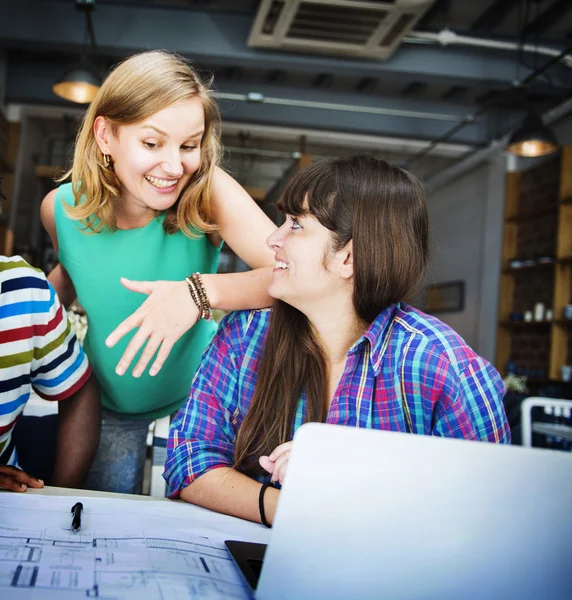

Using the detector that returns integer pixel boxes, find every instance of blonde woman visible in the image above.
[41,51,276,493]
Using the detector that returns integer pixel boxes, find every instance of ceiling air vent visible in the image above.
[248,0,436,60]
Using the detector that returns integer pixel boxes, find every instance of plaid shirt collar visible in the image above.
[347,303,398,376]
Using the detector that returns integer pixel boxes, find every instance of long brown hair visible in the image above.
[235,155,428,476]
[63,50,222,235]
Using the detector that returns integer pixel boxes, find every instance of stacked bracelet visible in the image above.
[259,481,274,528]
[185,272,213,322]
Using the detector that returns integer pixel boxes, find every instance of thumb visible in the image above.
[259,456,275,474]
[120,278,154,295]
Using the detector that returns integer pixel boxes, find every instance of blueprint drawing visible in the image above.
[0,494,270,600]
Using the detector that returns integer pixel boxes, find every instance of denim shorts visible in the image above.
[84,409,153,495]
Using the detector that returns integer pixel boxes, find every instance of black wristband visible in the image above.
[259,481,274,528]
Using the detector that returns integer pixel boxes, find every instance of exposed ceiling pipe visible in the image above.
[222,122,472,157]
[226,146,301,159]
[215,92,460,122]
[405,28,572,69]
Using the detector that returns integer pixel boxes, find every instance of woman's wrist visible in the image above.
[180,279,201,321]
[200,273,220,309]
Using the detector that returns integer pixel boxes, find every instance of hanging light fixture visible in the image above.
[506,112,559,158]
[53,0,101,104]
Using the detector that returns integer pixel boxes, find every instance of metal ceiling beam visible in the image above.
[266,69,287,84]
[0,0,566,91]
[402,82,426,97]
[355,77,376,93]
[5,59,493,145]
[470,0,521,33]
[417,0,451,28]
[312,73,334,89]
[523,0,572,37]
[441,85,468,102]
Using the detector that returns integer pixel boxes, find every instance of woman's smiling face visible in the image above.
[97,97,205,214]
[266,209,345,312]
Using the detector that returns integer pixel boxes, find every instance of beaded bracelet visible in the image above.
[185,272,213,322]
[185,276,203,324]
[191,272,212,321]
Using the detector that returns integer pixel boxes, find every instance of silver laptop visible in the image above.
[227,422,572,600]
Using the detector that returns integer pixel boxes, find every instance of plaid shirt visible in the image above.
[165,304,510,497]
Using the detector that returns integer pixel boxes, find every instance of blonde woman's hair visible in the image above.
[63,50,222,235]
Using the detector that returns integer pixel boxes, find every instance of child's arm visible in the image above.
[107,168,277,377]
[40,189,78,307]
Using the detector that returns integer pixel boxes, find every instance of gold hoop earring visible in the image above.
[103,154,112,169]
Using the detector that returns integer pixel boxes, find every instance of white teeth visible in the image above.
[275,261,288,270]
[145,175,177,189]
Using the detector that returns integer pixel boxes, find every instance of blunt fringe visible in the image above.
[235,155,429,476]
[62,50,222,235]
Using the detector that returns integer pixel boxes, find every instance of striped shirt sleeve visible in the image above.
[164,312,241,498]
[29,280,91,401]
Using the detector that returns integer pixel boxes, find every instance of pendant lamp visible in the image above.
[506,112,559,158]
[52,0,101,104]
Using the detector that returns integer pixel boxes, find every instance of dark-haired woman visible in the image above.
[164,156,510,525]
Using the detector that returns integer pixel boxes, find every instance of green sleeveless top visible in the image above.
[54,183,220,419]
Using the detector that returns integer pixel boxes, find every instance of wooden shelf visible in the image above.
[496,147,572,381]
[35,165,66,179]
[502,262,554,274]
[0,154,13,173]
[499,320,552,329]
[505,205,558,223]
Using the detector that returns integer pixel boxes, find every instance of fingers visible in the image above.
[259,456,275,474]
[131,334,163,378]
[120,278,155,295]
[271,450,290,485]
[149,340,174,377]
[268,441,293,462]
[114,327,150,376]
[106,311,144,349]
[0,466,44,492]
[107,279,196,376]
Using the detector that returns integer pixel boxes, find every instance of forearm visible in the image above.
[180,467,280,525]
[51,374,101,488]
[48,264,77,308]
[202,267,273,311]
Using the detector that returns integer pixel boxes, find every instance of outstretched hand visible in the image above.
[0,465,44,492]
[259,441,293,486]
[105,278,199,377]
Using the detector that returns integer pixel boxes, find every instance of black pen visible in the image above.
[71,502,83,532]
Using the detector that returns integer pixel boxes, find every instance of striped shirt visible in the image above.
[0,256,91,466]
[164,304,510,497]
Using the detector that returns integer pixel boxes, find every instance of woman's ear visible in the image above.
[93,116,113,155]
[339,240,354,280]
